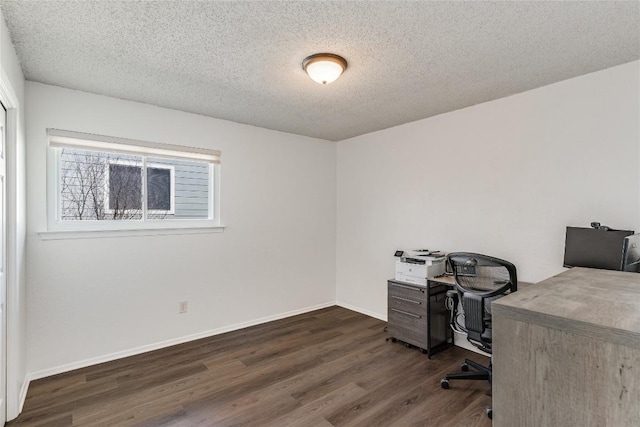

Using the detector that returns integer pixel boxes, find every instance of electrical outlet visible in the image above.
[179,301,188,314]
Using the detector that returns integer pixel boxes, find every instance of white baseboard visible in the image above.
[336,300,386,321]
[28,301,336,382]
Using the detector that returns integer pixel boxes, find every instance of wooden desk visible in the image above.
[430,275,532,355]
[492,268,640,426]
[430,274,532,290]
[429,274,456,287]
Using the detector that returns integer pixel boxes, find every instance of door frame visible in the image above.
[0,90,7,426]
[0,65,23,420]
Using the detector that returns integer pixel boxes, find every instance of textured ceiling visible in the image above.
[1,1,639,141]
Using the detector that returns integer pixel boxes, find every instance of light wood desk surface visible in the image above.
[428,274,533,289]
[427,275,456,286]
[492,267,640,348]
[492,267,640,427]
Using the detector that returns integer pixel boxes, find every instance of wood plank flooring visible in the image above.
[8,306,492,426]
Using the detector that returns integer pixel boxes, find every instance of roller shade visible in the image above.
[48,128,221,164]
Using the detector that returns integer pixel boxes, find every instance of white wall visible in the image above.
[1,8,28,420]
[26,82,337,377]
[336,61,640,319]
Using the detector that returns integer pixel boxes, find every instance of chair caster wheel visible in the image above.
[461,363,469,372]
[440,379,450,389]
[486,407,492,419]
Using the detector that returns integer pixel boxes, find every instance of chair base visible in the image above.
[440,359,491,389]
[443,358,491,383]
[440,359,493,418]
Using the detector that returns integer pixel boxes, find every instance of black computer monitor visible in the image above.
[563,226,634,271]
[622,234,640,273]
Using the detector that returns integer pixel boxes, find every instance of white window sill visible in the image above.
[38,225,226,240]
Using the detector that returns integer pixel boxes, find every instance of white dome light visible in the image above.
[302,53,348,85]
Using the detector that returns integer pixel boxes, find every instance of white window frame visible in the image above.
[104,160,176,216]
[44,129,222,237]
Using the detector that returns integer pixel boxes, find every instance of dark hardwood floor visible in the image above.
[8,306,492,426]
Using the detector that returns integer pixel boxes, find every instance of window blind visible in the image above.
[48,128,221,164]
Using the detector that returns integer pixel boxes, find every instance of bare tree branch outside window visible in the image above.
[60,148,144,220]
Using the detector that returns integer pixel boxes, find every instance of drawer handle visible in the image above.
[391,283,424,292]
[390,308,422,319]
[391,296,422,305]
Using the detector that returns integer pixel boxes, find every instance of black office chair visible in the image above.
[440,252,517,419]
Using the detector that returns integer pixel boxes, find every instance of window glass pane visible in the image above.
[147,167,171,211]
[146,157,209,220]
[59,148,142,220]
[108,164,142,215]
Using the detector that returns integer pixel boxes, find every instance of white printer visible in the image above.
[395,249,446,286]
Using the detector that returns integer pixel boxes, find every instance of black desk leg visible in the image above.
[426,285,432,358]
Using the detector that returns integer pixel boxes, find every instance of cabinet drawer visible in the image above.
[388,293,426,316]
[387,307,428,348]
[388,281,428,302]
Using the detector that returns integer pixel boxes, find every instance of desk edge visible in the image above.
[492,303,640,350]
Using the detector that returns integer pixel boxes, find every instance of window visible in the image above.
[103,160,175,217]
[47,129,220,233]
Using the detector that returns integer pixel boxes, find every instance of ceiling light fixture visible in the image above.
[302,53,348,85]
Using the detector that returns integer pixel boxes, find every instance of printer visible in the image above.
[395,249,446,285]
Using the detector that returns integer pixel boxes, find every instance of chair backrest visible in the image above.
[447,252,518,353]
